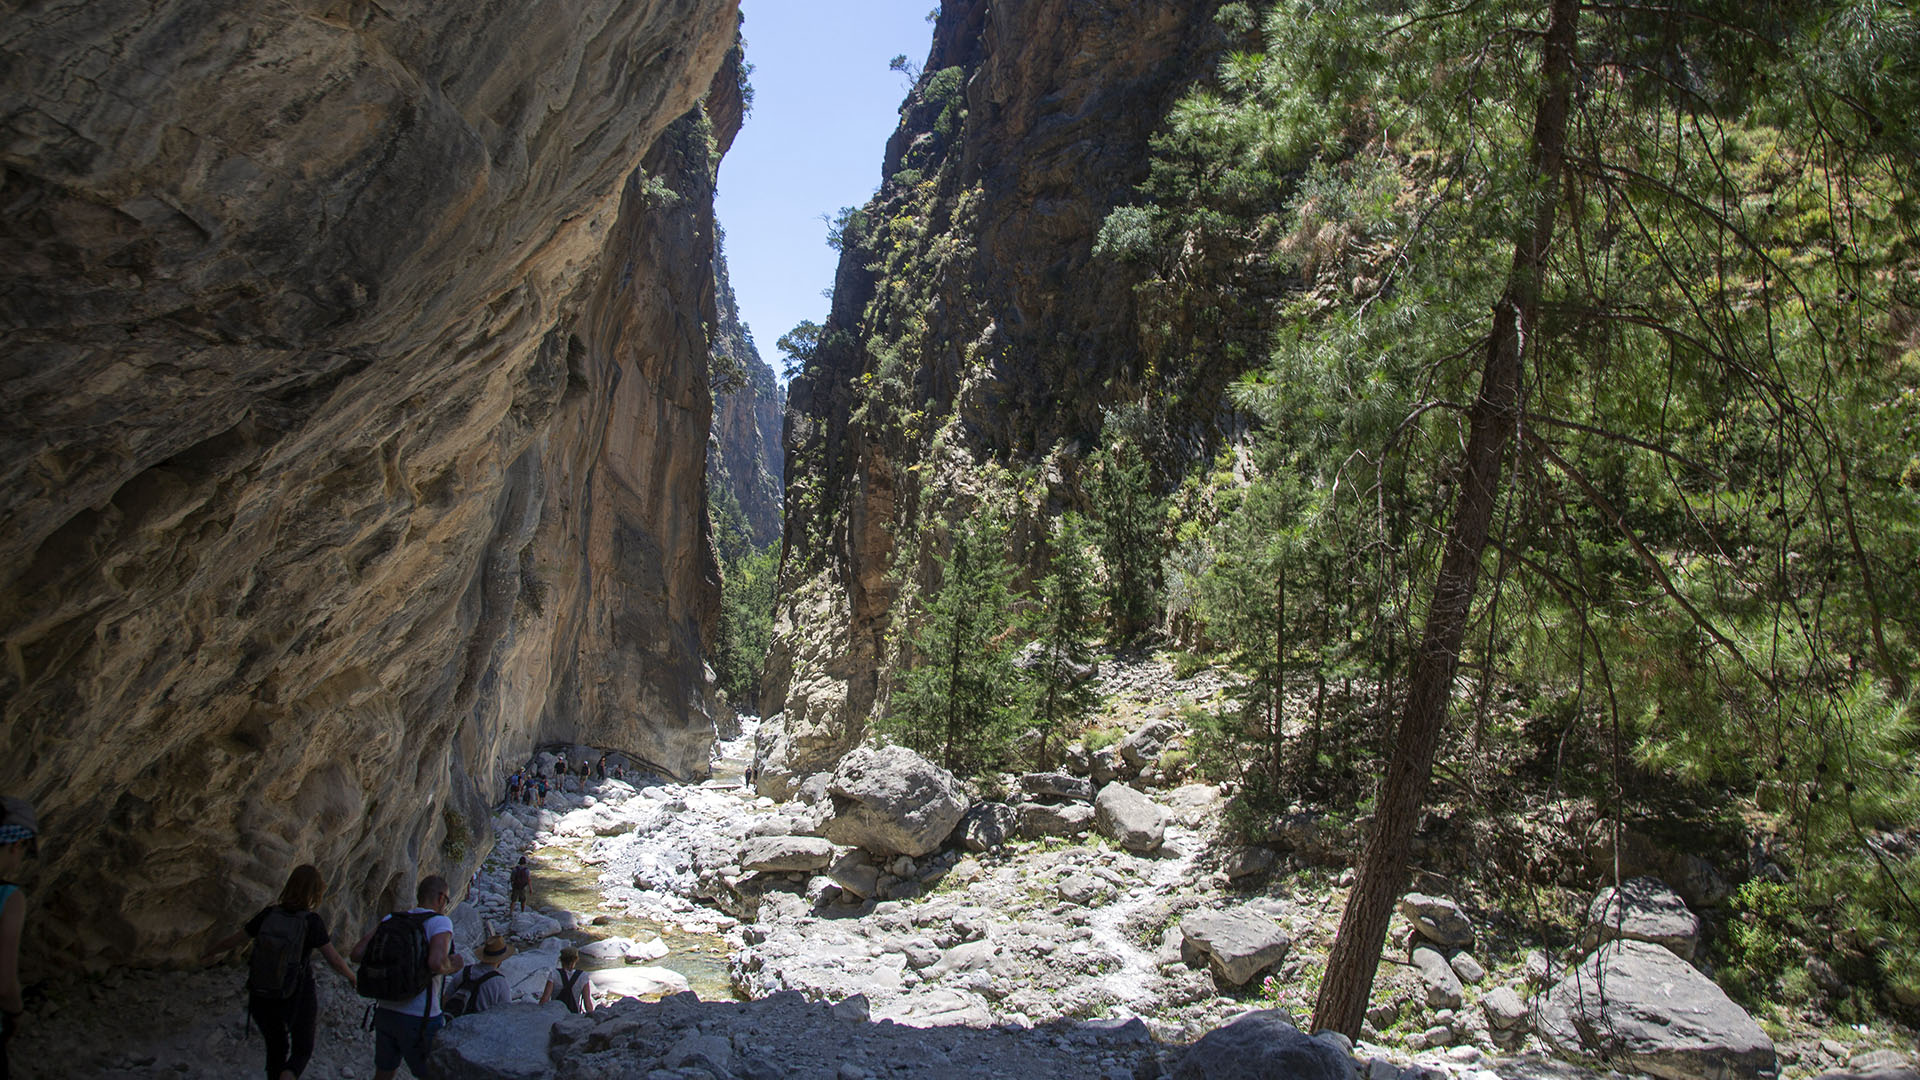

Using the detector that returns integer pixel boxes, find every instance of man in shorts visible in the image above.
[350,875,462,1079]
[509,856,531,913]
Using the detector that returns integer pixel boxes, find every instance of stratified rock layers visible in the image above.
[0,0,739,965]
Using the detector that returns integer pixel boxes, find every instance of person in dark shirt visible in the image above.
[203,864,357,1080]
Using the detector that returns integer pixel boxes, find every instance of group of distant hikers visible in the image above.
[504,753,621,807]
[199,865,600,1080]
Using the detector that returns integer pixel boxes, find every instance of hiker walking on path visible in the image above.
[201,864,357,1080]
[537,947,595,1014]
[536,776,548,807]
[0,798,39,1080]
[442,935,512,1018]
[509,857,532,914]
[350,875,462,1080]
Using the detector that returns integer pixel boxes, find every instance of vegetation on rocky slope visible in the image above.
[774,0,1920,1040]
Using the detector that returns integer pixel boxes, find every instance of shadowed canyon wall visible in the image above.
[1,0,739,967]
[759,0,1234,794]
[708,239,785,553]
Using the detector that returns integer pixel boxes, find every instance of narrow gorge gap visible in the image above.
[1,1,1916,1078]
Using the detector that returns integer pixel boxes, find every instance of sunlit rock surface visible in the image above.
[0,0,740,966]
[761,0,1229,782]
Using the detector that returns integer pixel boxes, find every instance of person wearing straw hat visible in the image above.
[0,797,39,1080]
[443,935,513,1017]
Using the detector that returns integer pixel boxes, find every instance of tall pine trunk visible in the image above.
[1311,0,1580,1037]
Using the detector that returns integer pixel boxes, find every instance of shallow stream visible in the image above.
[516,836,739,1001]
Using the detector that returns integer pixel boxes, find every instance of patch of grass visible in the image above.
[1171,650,1210,679]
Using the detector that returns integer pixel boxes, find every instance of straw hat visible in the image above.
[479,934,516,963]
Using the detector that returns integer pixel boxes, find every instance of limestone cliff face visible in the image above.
[708,242,785,552]
[759,0,1230,794]
[0,0,739,966]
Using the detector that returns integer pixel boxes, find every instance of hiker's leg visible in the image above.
[371,1009,408,1080]
[250,995,290,1080]
[284,979,317,1077]
[400,1015,445,1077]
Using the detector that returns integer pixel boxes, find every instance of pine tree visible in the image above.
[1026,514,1100,769]
[1088,408,1164,641]
[883,515,1025,775]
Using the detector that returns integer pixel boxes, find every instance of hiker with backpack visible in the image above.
[537,947,595,1014]
[349,874,463,1080]
[441,934,513,1018]
[0,797,39,1080]
[508,856,532,913]
[200,864,357,1080]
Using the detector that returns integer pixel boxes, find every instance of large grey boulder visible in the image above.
[954,802,1019,852]
[428,1002,565,1079]
[1582,876,1702,959]
[1534,939,1776,1080]
[828,850,881,898]
[1115,717,1181,771]
[1481,986,1529,1032]
[1018,772,1093,802]
[739,834,836,873]
[1094,782,1170,852]
[1398,893,1474,947]
[1410,945,1463,1009]
[1180,908,1292,986]
[1173,1010,1352,1080]
[1019,800,1094,839]
[822,745,970,857]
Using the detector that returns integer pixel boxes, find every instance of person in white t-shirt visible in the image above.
[349,875,463,1079]
[538,946,595,1013]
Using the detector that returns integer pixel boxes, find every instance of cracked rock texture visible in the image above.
[1,0,739,967]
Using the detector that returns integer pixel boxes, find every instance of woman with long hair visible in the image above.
[203,864,357,1080]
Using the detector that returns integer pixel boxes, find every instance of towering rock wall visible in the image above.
[759,0,1234,793]
[708,240,786,553]
[0,0,740,966]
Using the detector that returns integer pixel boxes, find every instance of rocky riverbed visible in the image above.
[10,717,1918,1079]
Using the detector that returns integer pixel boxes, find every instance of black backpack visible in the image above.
[442,966,503,1018]
[556,968,586,1013]
[510,865,530,889]
[247,908,308,998]
[356,911,434,1002]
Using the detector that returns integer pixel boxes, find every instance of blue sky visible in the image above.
[715,1,938,376]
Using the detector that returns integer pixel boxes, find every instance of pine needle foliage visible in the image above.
[881,514,1026,776]
[1025,513,1101,769]
[1099,0,1920,1028]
